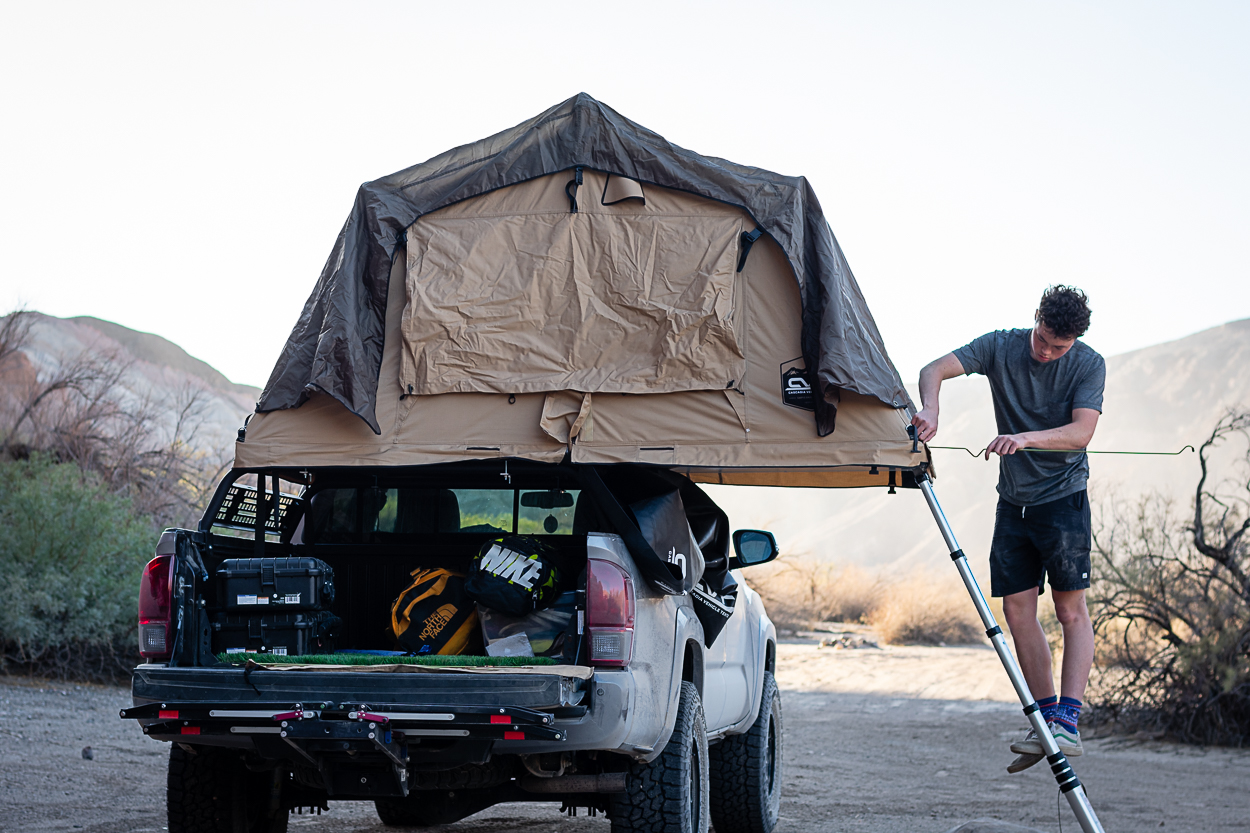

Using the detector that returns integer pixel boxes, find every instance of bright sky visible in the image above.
[1,1,1247,390]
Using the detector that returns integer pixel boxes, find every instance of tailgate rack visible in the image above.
[121,701,564,797]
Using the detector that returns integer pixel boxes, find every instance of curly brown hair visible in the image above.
[1038,285,1091,339]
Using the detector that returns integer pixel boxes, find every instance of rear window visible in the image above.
[304,487,582,541]
[518,489,579,535]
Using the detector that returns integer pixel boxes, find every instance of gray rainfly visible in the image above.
[123,94,934,833]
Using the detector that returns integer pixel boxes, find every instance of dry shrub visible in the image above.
[0,309,227,530]
[749,555,983,645]
[749,556,881,630]
[1088,411,1250,746]
[866,572,983,645]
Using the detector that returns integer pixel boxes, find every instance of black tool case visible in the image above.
[216,556,335,612]
[211,610,341,656]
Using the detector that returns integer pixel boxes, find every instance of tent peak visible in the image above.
[256,96,912,436]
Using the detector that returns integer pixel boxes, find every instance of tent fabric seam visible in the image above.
[411,209,739,220]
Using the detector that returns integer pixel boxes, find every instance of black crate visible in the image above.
[211,610,341,657]
[217,556,335,612]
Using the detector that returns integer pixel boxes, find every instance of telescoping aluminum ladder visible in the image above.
[915,471,1106,833]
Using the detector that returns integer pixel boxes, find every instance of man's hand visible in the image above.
[912,408,939,442]
[983,410,1099,460]
[985,433,1029,459]
[914,353,965,444]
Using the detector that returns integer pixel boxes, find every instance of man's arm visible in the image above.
[984,408,1101,459]
[912,353,966,442]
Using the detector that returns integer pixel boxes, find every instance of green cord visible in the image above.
[929,445,1195,458]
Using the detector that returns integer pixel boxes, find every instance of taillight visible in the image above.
[138,543,174,660]
[586,558,634,667]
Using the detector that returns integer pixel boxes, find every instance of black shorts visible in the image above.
[990,490,1091,597]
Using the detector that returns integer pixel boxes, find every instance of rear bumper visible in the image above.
[129,664,642,758]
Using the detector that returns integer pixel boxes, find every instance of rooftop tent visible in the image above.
[238,96,930,487]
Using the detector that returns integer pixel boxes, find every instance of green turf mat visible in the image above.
[215,652,558,667]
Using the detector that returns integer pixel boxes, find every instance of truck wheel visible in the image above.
[374,788,497,827]
[167,745,289,833]
[708,671,783,833]
[610,681,709,833]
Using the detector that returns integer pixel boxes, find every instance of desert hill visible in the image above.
[2,312,259,456]
[62,316,258,400]
[706,318,1250,571]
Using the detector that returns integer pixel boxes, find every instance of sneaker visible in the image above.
[1050,723,1083,756]
[1009,722,1083,757]
[1007,752,1044,774]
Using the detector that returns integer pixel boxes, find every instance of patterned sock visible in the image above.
[1037,695,1059,725]
[1054,696,1082,733]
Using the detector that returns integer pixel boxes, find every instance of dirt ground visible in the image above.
[2,641,1247,833]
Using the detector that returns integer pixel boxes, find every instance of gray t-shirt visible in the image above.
[953,328,1105,507]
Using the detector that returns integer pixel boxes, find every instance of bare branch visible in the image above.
[0,308,34,368]
[1091,417,1250,744]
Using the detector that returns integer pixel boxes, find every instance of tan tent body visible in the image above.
[236,171,929,487]
[254,95,912,438]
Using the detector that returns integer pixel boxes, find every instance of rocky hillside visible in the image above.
[707,319,1250,570]
[1,312,259,458]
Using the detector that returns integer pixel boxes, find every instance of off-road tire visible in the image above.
[168,745,289,833]
[708,671,783,833]
[609,681,709,833]
[374,788,497,827]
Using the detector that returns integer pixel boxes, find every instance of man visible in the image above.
[911,285,1105,773]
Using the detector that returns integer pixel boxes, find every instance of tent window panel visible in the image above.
[568,213,742,386]
[399,211,745,397]
[401,213,577,393]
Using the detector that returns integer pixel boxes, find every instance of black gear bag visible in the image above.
[464,536,561,616]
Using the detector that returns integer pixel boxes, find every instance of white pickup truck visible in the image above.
[123,459,782,833]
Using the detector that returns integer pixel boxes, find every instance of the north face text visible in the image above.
[417,603,459,642]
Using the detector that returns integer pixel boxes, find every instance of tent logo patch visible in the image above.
[667,546,688,579]
[780,358,815,411]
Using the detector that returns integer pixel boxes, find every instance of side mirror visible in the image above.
[520,490,576,509]
[729,529,779,569]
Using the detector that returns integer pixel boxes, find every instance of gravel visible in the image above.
[2,675,1247,832]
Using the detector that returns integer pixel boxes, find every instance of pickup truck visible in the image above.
[124,459,783,833]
